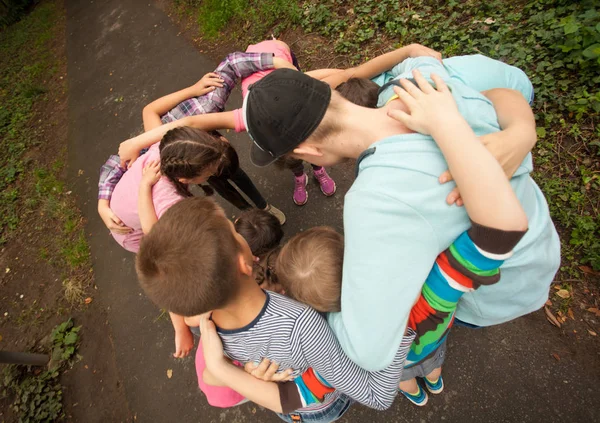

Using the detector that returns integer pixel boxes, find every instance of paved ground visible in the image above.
[65,0,599,422]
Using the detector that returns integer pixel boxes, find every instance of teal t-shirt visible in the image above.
[328,56,560,371]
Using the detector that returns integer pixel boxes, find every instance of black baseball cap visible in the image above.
[244,68,332,167]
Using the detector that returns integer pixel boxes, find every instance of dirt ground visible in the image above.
[0,1,130,421]
[3,0,598,422]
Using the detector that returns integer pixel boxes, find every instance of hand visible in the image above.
[387,70,461,136]
[141,160,161,187]
[437,171,464,207]
[244,359,293,382]
[192,72,224,96]
[98,199,133,234]
[118,139,141,169]
[404,43,442,63]
[199,312,228,371]
[173,327,194,358]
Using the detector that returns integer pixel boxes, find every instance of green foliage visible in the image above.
[0,1,57,243]
[0,0,35,28]
[178,0,301,39]
[2,319,81,423]
[299,0,600,273]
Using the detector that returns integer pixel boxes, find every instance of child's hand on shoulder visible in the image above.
[141,160,162,187]
[193,72,224,96]
[387,70,462,136]
[199,312,228,370]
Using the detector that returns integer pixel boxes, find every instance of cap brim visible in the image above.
[250,142,278,167]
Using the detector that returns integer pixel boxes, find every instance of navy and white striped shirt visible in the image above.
[217,292,415,412]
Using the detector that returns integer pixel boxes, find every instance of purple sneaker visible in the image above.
[293,173,308,206]
[313,167,336,196]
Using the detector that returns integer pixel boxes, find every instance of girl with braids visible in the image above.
[158,127,284,222]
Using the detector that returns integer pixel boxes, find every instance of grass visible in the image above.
[0,2,56,243]
[177,0,600,292]
[0,0,92,306]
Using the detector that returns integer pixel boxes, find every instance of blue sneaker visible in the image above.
[423,375,444,394]
[400,383,428,406]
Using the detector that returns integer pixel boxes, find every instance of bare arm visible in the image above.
[142,73,225,131]
[479,88,537,177]
[322,44,441,88]
[118,112,236,168]
[199,314,283,413]
[169,312,194,359]
[440,88,537,206]
[138,160,161,234]
[390,71,527,231]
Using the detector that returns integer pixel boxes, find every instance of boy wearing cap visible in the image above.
[242,64,559,372]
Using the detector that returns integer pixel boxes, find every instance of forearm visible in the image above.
[169,312,189,334]
[322,46,413,88]
[481,89,537,164]
[124,111,234,154]
[431,119,527,231]
[138,184,158,234]
[211,362,283,413]
[143,86,199,131]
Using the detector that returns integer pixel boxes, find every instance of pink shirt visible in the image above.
[234,40,294,132]
[110,143,183,253]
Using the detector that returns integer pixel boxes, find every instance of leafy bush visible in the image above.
[2,319,81,423]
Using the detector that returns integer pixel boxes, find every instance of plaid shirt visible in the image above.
[98,155,125,200]
[98,52,274,201]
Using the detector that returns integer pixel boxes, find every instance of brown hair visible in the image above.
[234,209,284,257]
[335,78,379,108]
[159,127,239,197]
[276,226,343,312]
[136,197,240,317]
[235,209,284,289]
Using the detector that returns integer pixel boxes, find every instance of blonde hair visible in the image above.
[276,227,343,312]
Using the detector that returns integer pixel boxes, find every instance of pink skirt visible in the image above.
[195,339,245,407]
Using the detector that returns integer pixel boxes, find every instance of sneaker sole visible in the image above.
[294,176,308,206]
[402,391,428,407]
[315,175,337,197]
[424,381,444,395]
[319,182,337,197]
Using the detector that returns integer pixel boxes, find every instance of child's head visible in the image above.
[136,197,254,317]
[234,209,284,292]
[159,127,239,197]
[234,209,284,257]
[276,226,343,312]
[335,78,379,108]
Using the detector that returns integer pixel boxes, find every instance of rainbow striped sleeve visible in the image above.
[407,225,525,365]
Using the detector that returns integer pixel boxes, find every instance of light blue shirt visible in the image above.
[328,56,560,371]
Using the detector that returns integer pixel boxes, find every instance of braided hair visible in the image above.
[234,209,284,289]
[159,127,240,198]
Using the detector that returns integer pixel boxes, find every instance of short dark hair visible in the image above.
[335,78,379,108]
[234,209,284,257]
[136,197,240,316]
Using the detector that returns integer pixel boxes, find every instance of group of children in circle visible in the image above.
[97,36,539,419]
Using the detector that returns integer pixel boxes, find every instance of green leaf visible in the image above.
[582,43,600,59]
[536,127,547,138]
[563,21,580,35]
[63,331,78,345]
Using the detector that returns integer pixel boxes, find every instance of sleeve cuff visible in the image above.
[278,381,303,414]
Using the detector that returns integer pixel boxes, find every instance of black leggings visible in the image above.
[287,158,322,177]
[207,167,267,210]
